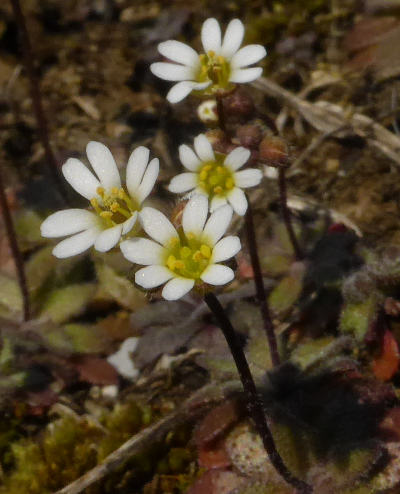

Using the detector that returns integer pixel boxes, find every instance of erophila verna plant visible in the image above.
[39,17,311,493]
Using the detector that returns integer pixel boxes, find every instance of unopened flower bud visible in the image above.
[236,124,263,149]
[197,99,218,124]
[221,88,255,123]
[259,136,289,166]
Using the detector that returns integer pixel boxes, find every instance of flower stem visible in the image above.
[9,0,68,202]
[0,167,30,321]
[204,292,312,493]
[278,167,303,260]
[216,93,227,133]
[245,197,280,367]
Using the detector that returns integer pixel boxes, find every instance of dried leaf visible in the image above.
[372,330,400,381]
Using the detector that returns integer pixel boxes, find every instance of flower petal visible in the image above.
[210,196,228,212]
[168,173,197,194]
[158,40,200,67]
[121,237,165,265]
[234,168,263,188]
[224,147,251,171]
[62,158,100,200]
[139,207,178,246]
[52,228,100,258]
[182,194,208,236]
[201,264,234,285]
[135,265,174,289]
[150,62,195,81]
[41,209,98,238]
[221,19,244,58]
[162,277,195,300]
[86,141,121,191]
[230,45,267,68]
[227,187,248,216]
[179,144,201,171]
[229,67,263,83]
[94,224,123,252]
[126,146,150,198]
[194,134,215,162]
[121,211,138,235]
[166,81,210,103]
[212,236,241,263]
[202,204,233,245]
[201,18,222,54]
[137,158,159,204]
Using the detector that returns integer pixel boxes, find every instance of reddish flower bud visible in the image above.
[236,124,263,149]
[259,136,289,166]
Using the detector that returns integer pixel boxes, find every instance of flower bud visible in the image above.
[259,136,289,166]
[197,99,218,124]
[221,88,255,123]
[236,124,263,149]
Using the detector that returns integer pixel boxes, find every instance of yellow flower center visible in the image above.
[195,51,233,94]
[90,187,139,227]
[164,234,212,280]
[197,153,235,199]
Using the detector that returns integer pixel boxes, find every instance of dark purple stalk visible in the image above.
[216,93,227,133]
[9,0,68,201]
[245,197,280,367]
[278,167,304,260]
[204,292,312,493]
[0,168,30,321]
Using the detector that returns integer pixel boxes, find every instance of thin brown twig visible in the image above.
[9,0,68,201]
[0,166,30,321]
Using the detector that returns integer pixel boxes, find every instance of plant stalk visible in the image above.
[245,197,280,367]
[9,0,68,201]
[278,167,303,260]
[0,167,30,321]
[204,292,312,493]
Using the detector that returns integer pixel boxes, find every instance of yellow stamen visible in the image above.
[203,165,212,172]
[169,237,180,247]
[110,202,119,213]
[209,175,219,186]
[225,178,234,189]
[100,211,112,219]
[213,186,223,195]
[167,255,177,270]
[175,260,185,270]
[96,186,105,197]
[186,233,195,240]
[180,246,191,258]
[192,251,203,262]
[199,170,208,181]
[111,187,119,195]
[216,166,224,174]
[208,50,215,57]
[200,244,211,258]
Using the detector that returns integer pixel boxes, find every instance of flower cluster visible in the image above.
[41,18,267,300]
[150,18,267,103]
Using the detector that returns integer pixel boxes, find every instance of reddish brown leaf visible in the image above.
[72,356,119,385]
[372,330,400,381]
[198,439,231,470]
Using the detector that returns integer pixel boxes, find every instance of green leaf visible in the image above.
[14,210,46,250]
[268,264,305,315]
[25,245,56,296]
[340,296,378,342]
[40,283,96,324]
[0,274,22,318]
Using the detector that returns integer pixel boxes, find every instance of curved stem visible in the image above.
[245,197,280,367]
[9,0,68,202]
[204,292,312,493]
[278,167,303,260]
[0,167,30,321]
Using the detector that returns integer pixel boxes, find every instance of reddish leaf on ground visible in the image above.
[372,330,400,381]
[186,469,244,494]
[72,356,119,385]
[198,440,231,470]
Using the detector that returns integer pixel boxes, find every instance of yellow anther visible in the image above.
[216,166,224,174]
[213,186,223,195]
[110,202,119,213]
[193,251,203,262]
[200,170,208,181]
[199,181,207,189]
[203,164,212,172]
[100,211,113,219]
[118,189,125,200]
[175,260,185,270]
[180,246,191,258]
[169,237,179,247]
[111,187,119,195]
[90,197,99,207]
[96,186,105,197]
[167,255,177,270]
[225,178,234,189]
[208,50,215,58]
[200,244,211,258]
[217,56,225,64]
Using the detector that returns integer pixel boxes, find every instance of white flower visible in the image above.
[150,18,267,103]
[120,195,241,301]
[197,99,218,124]
[41,142,159,258]
[168,134,262,216]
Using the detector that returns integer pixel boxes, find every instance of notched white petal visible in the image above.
[135,265,173,289]
[201,18,222,54]
[62,158,100,200]
[202,204,233,245]
[224,147,251,171]
[41,209,98,238]
[158,40,200,67]
[52,228,100,258]
[121,237,165,265]
[230,45,267,69]
[162,277,195,300]
[122,212,138,235]
[150,62,196,81]
[221,19,244,58]
[234,168,263,188]
[228,187,248,216]
[229,67,263,83]
[179,144,201,171]
[86,141,121,191]
[194,134,215,162]
[126,146,150,197]
[94,224,123,252]
[137,158,159,204]
[201,264,234,285]
[212,236,241,263]
[166,81,196,103]
[139,207,178,246]
[168,173,197,194]
[182,194,208,236]
[210,196,228,212]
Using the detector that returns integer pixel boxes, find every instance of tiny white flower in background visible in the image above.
[197,99,218,124]
[41,142,159,258]
[168,133,262,216]
[150,18,267,103]
[120,195,241,301]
